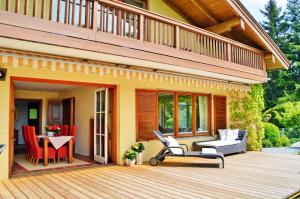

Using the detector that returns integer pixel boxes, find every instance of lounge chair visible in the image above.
[150,130,224,168]
[0,144,6,155]
[193,130,248,155]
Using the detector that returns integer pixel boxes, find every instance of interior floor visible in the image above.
[12,153,103,177]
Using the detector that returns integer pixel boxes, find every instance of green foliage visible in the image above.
[263,123,290,147]
[125,149,137,160]
[230,85,265,151]
[290,138,300,144]
[261,0,300,110]
[263,123,281,147]
[132,143,145,153]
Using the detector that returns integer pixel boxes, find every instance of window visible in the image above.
[136,90,213,140]
[124,0,147,9]
[158,94,174,134]
[178,95,192,134]
[196,96,209,133]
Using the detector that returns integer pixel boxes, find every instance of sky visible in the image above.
[240,0,287,23]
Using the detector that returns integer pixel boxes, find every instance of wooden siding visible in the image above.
[214,95,227,134]
[1,152,300,198]
[0,0,268,83]
[136,90,158,141]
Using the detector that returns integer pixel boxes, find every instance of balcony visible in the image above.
[0,0,267,83]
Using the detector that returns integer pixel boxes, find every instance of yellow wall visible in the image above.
[148,0,191,24]
[0,59,240,180]
[59,87,96,156]
[15,90,60,135]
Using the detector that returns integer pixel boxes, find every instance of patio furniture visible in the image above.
[193,130,248,155]
[28,126,56,165]
[0,144,6,155]
[150,130,224,168]
[57,125,76,162]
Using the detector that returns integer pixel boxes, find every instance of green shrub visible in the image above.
[262,139,273,148]
[290,138,300,144]
[263,123,281,147]
[279,136,290,147]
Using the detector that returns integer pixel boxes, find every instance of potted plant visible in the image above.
[132,143,145,165]
[125,149,137,166]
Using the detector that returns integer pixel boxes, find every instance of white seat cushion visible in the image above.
[196,140,241,147]
[165,136,183,155]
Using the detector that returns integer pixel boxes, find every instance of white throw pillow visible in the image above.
[218,129,227,140]
[165,136,183,155]
[232,129,240,140]
[226,129,239,141]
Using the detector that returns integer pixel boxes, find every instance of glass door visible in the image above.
[94,88,109,164]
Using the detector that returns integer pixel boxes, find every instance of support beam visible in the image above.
[205,18,245,34]
[265,53,276,64]
[189,0,218,24]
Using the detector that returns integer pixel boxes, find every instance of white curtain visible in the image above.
[197,96,208,132]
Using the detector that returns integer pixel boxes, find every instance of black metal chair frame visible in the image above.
[150,130,225,168]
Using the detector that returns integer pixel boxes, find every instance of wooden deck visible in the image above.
[0,152,299,199]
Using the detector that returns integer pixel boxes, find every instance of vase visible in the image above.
[125,158,136,166]
[136,152,144,165]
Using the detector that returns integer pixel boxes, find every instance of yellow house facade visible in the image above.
[0,0,288,180]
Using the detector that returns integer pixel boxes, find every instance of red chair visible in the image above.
[27,126,56,165]
[21,125,30,159]
[61,125,69,136]
[57,126,76,162]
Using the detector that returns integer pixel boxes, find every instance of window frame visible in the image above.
[122,0,148,10]
[157,90,212,138]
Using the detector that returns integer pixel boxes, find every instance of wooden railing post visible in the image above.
[175,26,180,50]
[117,9,122,35]
[92,0,98,31]
[139,14,144,41]
[227,43,232,62]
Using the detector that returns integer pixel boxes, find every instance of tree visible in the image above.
[260,0,286,109]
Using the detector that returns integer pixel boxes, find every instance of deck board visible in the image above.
[1,152,299,199]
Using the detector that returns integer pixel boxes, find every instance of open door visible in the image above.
[94,88,109,164]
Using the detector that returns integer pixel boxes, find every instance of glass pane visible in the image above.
[101,135,105,157]
[96,135,100,155]
[96,113,100,134]
[101,91,105,112]
[178,95,192,134]
[100,113,105,135]
[96,91,100,112]
[158,94,174,134]
[196,96,209,133]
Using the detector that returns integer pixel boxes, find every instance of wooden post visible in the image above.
[139,14,144,41]
[117,9,122,35]
[92,0,98,31]
[175,26,180,50]
[68,138,73,163]
[44,139,49,166]
[227,43,232,62]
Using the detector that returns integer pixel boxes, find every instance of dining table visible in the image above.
[36,135,74,166]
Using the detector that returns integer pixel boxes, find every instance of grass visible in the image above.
[298,151,300,155]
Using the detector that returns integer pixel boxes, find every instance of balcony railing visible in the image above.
[2,0,265,70]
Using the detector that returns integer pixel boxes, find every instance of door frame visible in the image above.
[15,98,43,135]
[9,76,118,176]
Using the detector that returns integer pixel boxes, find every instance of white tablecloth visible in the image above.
[37,136,73,150]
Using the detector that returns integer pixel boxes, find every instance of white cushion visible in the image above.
[218,129,227,140]
[226,129,239,141]
[196,140,241,147]
[202,148,217,154]
[165,136,183,155]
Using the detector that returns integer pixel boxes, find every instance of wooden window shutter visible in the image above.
[214,96,227,134]
[136,90,158,141]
